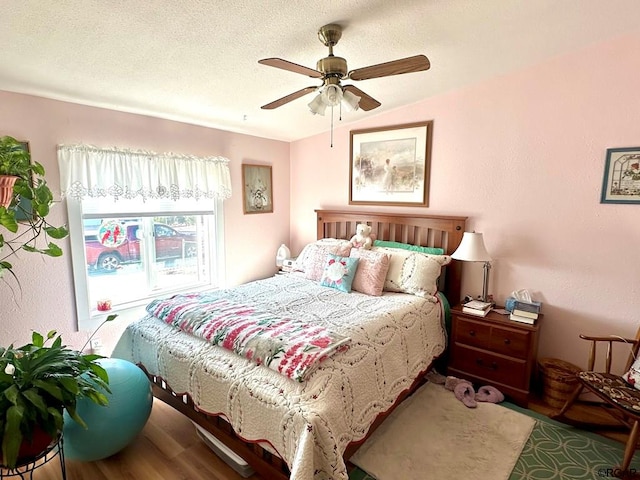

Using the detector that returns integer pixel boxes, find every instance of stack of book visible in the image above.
[509,300,542,324]
[462,299,493,317]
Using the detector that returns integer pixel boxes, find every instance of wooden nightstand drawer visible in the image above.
[448,305,541,407]
[489,327,530,359]
[451,344,528,389]
[453,317,491,349]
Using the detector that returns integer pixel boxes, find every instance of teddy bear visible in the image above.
[349,223,373,250]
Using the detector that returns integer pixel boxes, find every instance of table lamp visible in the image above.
[451,231,492,303]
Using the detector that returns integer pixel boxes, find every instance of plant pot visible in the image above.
[19,427,56,459]
[0,426,57,468]
[0,174,18,208]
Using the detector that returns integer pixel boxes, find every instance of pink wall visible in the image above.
[0,93,290,350]
[290,33,640,369]
[2,33,638,370]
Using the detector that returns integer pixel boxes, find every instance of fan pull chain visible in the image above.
[330,105,334,148]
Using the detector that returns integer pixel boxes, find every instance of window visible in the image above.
[67,198,223,329]
[58,144,232,331]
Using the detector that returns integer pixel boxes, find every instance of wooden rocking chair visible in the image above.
[552,327,640,474]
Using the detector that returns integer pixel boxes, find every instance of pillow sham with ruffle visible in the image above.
[372,246,451,297]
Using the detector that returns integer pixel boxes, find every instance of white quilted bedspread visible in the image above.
[113,274,446,480]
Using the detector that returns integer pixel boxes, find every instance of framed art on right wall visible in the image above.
[600,146,640,204]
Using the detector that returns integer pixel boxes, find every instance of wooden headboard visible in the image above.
[316,209,467,305]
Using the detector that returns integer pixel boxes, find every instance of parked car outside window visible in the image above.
[85,221,197,272]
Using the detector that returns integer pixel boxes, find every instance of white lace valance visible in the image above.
[58,144,232,201]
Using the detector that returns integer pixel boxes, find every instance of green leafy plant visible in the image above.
[0,135,69,288]
[0,329,111,468]
[0,135,38,176]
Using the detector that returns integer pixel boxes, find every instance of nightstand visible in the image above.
[447,305,541,407]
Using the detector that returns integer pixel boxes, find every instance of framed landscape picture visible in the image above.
[242,164,273,214]
[600,146,640,204]
[349,121,433,206]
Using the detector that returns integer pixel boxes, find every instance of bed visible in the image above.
[112,209,466,480]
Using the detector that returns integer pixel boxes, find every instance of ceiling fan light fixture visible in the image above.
[260,24,430,115]
[342,89,361,112]
[321,84,343,107]
[308,93,327,115]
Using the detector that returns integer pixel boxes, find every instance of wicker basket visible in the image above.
[538,358,581,408]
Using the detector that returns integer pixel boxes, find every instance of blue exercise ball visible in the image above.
[63,357,153,461]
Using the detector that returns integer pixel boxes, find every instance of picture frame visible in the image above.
[242,164,273,214]
[600,147,640,204]
[349,121,433,206]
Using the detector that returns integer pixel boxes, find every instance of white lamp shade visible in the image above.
[342,90,360,111]
[451,232,492,262]
[308,94,327,115]
[322,84,343,106]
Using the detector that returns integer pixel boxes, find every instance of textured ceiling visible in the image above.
[1,1,639,142]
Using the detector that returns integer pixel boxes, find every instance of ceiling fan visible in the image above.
[259,24,430,114]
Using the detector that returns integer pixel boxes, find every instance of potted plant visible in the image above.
[0,329,111,469]
[0,135,36,208]
[0,135,68,287]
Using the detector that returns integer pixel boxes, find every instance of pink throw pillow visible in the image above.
[350,249,391,296]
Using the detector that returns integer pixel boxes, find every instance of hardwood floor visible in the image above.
[29,395,630,480]
[528,395,630,443]
[35,399,265,480]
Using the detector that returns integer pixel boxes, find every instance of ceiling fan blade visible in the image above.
[261,86,317,110]
[343,85,381,111]
[348,54,430,81]
[258,58,323,78]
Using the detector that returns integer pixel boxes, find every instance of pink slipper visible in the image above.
[475,385,505,403]
[444,375,465,391]
[454,381,477,408]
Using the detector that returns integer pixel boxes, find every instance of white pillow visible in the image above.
[293,238,341,271]
[293,239,352,279]
[623,356,640,390]
[372,246,451,297]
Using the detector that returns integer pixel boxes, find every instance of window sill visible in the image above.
[88,283,219,323]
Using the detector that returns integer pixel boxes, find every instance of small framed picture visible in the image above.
[600,147,640,204]
[242,164,273,214]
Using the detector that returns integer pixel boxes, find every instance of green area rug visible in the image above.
[348,403,640,480]
[507,405,640,479]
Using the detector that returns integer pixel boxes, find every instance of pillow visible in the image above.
[372,240,445,255]
[293,244,313,272]
[623,357,640,390]
[372,246,451,297]
[350,248,391,296]
[319,254,359,293]
[296,241,353,281]
[293,239,351,272]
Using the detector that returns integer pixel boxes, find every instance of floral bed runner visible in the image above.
[146,293,351,382]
